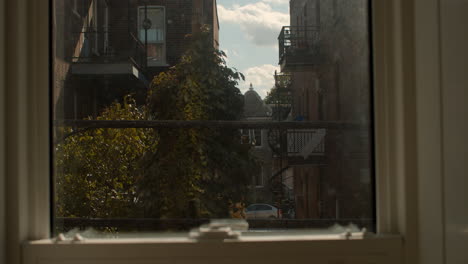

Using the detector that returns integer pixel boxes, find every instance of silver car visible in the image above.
[245,204,282,219]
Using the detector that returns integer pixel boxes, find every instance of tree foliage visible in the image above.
[55,96,156,218]
[264,85,292,121]
[56,27,258,220]
[140,27,258,218]
[264,71,292,104]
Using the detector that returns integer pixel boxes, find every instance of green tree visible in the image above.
[264,85,292,121]
[55,28,258,220]
[140,27,258,218]
[55,96,156,218]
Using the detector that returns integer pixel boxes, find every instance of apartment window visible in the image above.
[138,6,166,65]
[241,129,262,147]
[52,0,374,236]
[252,129,262,147]
[7,0,438,261]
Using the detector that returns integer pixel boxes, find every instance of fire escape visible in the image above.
[267,71,327,214]
[70,0,149,81]
[268,24,327,215]
[278,26,321,72]
[274,24,327,166]
[67,0,151,119]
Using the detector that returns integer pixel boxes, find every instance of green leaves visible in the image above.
[55,96,157,218]
[141,27,257,218]
[56,27,258,221]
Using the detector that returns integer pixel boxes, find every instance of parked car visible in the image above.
[245,204,282,219]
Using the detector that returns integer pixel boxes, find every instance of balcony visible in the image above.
[70,28,148,85]
[268,128,326,165]
[278,26,321,72]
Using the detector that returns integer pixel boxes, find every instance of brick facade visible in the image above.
[54,0,218,119]
[279,0,372,220]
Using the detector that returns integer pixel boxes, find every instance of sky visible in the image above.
[217,0,290,98]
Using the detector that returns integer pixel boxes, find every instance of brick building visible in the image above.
[53,0,219,119]
[275,0,372,220]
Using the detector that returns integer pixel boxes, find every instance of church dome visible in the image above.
[243,84,272,117]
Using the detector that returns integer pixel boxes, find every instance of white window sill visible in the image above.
[27,233,401,244]
[23,234,403,264]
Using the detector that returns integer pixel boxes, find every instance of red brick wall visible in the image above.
[287,0,372,220]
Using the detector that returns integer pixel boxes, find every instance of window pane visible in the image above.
[138,6,165,64]
[53,0,374,235]
[138,7,165,43]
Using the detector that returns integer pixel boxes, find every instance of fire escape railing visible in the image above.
[267,128,326,158]
[271,71,292,121]
[71,28,147,72]
[287,129,326,157]
[278,26,320,65]
[129,32,147,72]
[274,71,292,90]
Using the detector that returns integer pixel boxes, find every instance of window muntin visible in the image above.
[53,0,373,235]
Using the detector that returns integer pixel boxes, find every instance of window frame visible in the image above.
[137,5,167,66]
[2,0,440,263]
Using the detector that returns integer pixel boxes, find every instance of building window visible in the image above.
[138,6,166,65]
[241,129,262,147]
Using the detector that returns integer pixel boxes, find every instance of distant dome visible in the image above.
[244,84,272,117]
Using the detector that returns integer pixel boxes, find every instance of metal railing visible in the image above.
[71,28,147,72]
[274,71,292,90]
[287,129,326,157]
[278,26,320,65]
[267,128,327,157]
[129,32,147,72]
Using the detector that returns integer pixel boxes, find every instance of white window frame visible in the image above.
[1,0,455,263]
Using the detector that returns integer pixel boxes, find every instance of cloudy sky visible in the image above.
[217,0,290,98]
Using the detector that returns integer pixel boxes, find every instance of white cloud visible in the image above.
[218,2,289,47]
[240,64,280,98]
[261,0,289,6]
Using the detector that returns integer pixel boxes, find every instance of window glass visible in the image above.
[53,0,374,235]
[138,6,165,64]
[139,7,165,43]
